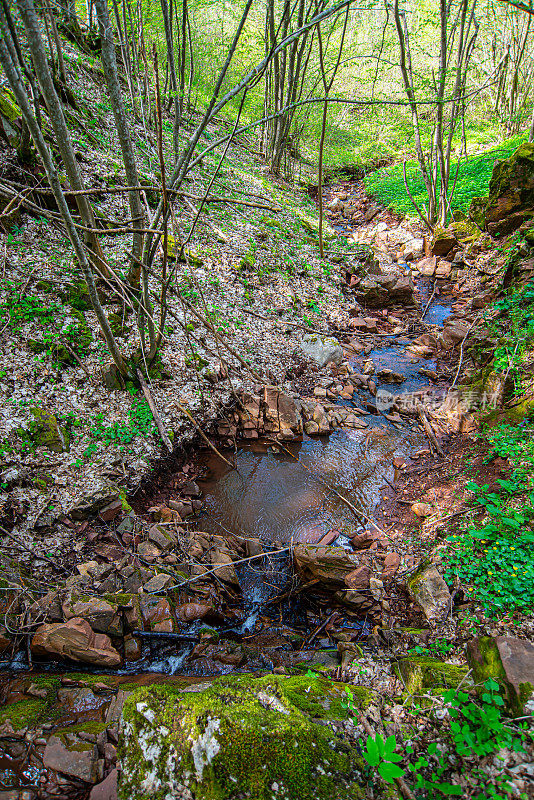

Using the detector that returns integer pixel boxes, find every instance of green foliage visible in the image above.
[444,424,534,615]
[364,133,527,219]
[81,399,157,461]
[406,680,528,799]
[362,734,405,784]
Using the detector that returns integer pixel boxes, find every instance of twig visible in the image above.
[174,398,236,470]
[160,546,292,592]
[450,317,479,390]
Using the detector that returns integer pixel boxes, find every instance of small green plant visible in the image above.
[362,734,405,784]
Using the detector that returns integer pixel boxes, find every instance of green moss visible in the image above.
[0,87,20,122]
[28,406,69,452]
[394,657,470,695]
[0,698,47,729]
[52,720,108,737]
[466,637,532,713]
[61,281,91,311]
[118,673,366,800]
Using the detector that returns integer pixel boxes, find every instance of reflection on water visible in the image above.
[196,427,423,547]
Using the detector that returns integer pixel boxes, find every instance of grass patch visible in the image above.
[364,133,528,219]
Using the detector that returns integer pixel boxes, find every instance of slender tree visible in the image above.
[94,0,145,287]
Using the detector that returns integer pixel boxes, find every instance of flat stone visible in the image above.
[43,735,100,783]
[31,619,121,667]
[143,573,173,593]
[344,565,371,590]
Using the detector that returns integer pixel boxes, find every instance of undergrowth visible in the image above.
[363,133,527,219]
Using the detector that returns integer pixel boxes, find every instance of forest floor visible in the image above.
[1,37,534,800]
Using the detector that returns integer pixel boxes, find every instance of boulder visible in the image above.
[407,562,451,625]
[262,386,303,438]
[415,256,436,276]
[118,674,371,800]
[293,545,361,588]
[344,565,371,590]
[43,735,102,784]
[89,768,118,800]
[431,228,457,256]
[466,636,534,713]
[28,407,69,453]
[469,143,534,234]
[70,485,120,520]
[62,595,122,636]
[31,618,121,667]
[300,334,343,368]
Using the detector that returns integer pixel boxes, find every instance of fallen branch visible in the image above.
[136,369,173,453]
[417,405,444,457]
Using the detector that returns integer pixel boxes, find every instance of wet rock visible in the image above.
[246,538,263,558]
[293,545,361,588]
[139,596,176,633]
[262,386,303,438]
[353,271,415,308]
[210,549,239,586]
[31,618,121,667]
[301,333,343,368]
[466,636,534,713]
[348,530,374,549]
[118,674,370,800]
[124,635,143,662]
[177,602,213,623]
[62,595,122,636]
[44,735,102,784]
[407,562,451,625]
[377,369,405,384]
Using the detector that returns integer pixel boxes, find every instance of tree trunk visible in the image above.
[94,0,145,288]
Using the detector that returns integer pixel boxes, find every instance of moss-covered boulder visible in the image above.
[166,235,203,265]
[469,143,534,235]
[61,281,91,311]
[28,407,69,452]
[394,657,470,695]
[466,636,534,714]
[118,673,370,800]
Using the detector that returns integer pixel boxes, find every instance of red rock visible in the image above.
[89,768,117,800]
[177,602,212,623]
[344,565,371,590]
[31,619,121,667]
[348,530,374,550]
[381,552,401,578]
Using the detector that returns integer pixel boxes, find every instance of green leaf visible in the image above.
[378,762,405,783]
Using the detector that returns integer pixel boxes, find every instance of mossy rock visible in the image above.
[469,143,534,229]
[0,697,47,730]
[61,281,91,311]
[0,86,21,123]
[394,657,470,696]
[166,235,203,265]
[28,407,69,452]
[295,210,336,243]
[118,673,369,800]
[466,636,534,714]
